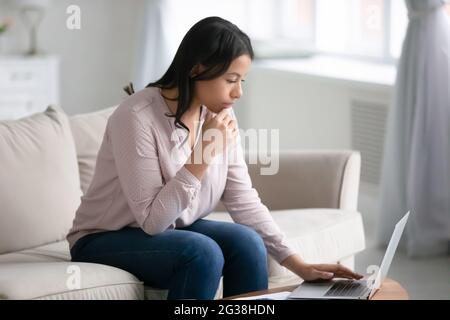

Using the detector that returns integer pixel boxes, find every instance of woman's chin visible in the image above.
[220,105,233,112]
[205,105,233,113]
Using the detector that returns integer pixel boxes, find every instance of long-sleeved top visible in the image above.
[66,86,295,263]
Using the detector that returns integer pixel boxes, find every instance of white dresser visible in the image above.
[0,55,59,120]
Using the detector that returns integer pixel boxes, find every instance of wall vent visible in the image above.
[351,100,388,185]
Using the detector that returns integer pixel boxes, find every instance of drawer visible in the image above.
[0,64,49,90]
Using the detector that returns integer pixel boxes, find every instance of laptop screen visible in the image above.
[370,211,410,294]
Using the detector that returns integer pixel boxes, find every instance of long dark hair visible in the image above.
[125,16,254,132]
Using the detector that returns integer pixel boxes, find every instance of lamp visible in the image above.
[15,0,49,55]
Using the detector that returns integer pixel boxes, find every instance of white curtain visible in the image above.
[377,0,450,257]
[132,0,176,90]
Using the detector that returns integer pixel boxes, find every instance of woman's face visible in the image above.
[193,54,252,113]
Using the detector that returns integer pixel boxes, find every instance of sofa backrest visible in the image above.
[69,105,118,194]
[0,106,82,254]
[70,106,359,213]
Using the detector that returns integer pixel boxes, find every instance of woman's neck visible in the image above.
[161,87,202,122]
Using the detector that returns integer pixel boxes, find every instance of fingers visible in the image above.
[227,119,237,130]
[206,109,233,126]
[314,270,334,280]
[314,264,364,280]
[215,108,231,120]
[334,265,364,279]
[216,112,235,129]
[205,111,215,122]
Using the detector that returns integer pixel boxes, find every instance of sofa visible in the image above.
[0,105,365,300]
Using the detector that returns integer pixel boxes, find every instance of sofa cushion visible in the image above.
[0,106,82,254]
[69,106,117,194]
[0,262,144,300]
[0,240,218,300]
[0,241,71,264]
[206,209,365,282]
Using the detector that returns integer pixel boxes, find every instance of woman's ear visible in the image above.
[190,64,205,78]
[190,65,200,78]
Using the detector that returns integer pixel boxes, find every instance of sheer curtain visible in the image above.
[132,0,250,91]
[132,0,177,90]
[377,0,450,257]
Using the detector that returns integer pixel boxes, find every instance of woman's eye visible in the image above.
[227,79,245,84]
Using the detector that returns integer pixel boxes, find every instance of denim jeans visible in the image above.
[70,219,268,300]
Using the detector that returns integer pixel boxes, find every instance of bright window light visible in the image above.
[168,0,249,50]
[445,3,450,17]
[167,0,431,63]
[278,0,315,42]
[390,0,408,59]
[316,0,385,58]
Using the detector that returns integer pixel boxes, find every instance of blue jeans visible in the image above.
[70,219,268,300]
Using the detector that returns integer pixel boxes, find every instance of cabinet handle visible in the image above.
[9,72,34,82]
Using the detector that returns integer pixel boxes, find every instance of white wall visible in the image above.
[1,0,145,115]
[236,65,394,221]
[238,66,393,151]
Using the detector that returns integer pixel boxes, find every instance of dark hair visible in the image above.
[125,16,254,132]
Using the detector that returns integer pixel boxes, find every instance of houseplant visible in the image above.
[0,17,12,55]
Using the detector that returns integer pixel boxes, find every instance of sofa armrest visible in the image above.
[338,151,361,211]
[214,150,361,212]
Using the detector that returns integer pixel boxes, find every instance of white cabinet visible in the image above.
[0,56,59,120]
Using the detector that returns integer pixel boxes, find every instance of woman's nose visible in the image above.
[232,83,243,99]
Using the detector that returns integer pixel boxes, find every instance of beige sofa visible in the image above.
[0,105,365,300]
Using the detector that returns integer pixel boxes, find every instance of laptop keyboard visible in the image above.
[324,280,369,297]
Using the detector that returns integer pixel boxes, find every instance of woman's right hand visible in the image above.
[185,108,238,180]
[199,109,238,161]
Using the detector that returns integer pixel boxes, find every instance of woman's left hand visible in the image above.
[298,263,364,282]
[281,254,364,282]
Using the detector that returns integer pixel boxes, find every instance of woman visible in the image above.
[67,16,362,300]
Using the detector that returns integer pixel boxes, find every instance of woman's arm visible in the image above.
[220,111,295,264]
[184,142,211,180]
[109,106,202,235]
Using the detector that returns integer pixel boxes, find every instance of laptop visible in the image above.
[288,211,410,300]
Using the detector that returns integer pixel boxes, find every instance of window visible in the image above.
[390,0,408,59]
[168,0,450,63]
[238,0,390,60]
[168,0,249,52]
[315,0,385,58]
[273,0,450,62]
[277,0,315,43]
[446,2,450,17]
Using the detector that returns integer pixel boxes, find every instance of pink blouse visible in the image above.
[67,87,294,263]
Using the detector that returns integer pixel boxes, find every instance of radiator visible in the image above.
[351,99,388,185]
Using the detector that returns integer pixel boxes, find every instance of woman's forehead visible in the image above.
[226,55,252,76]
